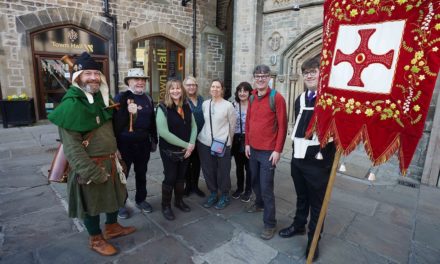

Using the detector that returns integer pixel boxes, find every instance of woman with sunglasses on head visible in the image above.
[198,79,236,210]
[156,79,197,221]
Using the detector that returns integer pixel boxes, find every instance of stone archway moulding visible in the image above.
[125,22,192,75]
[279,24,323,125]
[16,8,112,38]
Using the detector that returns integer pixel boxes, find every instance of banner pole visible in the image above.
[306,149,342,264]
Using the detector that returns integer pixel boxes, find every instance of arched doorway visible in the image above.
[132,36,185,103]
[282,25,323,126]
[31,25,110,119]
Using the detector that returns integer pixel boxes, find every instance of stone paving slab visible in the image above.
[410,241,440,264]
[344,215,412,263]
[413,217,440,253]
[330,188,379,216]
[0,185,60,221]
[265,232,308,261]
[146,198,211,234]
[0,250,36,264]
[373,202,414,230]
[319,235,396,264]
[0,205,76,258]
[116,235,194,264]
[269,252,301,264]
[363,185,418,211]
[175,214,235,254]
[193,232,278,264]
[324,205,357,237]
[37,232,113,264]
[0,166,48,189]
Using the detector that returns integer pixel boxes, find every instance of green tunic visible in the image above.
[49,86,126,219]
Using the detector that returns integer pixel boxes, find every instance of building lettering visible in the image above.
[51,41,94,52]
[157,48,167,100]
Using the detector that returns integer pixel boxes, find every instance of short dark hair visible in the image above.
[234,82,253,102]
[253,64,271,76]
[301,57,320,72]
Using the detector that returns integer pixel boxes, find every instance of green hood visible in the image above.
[48,85,113,132]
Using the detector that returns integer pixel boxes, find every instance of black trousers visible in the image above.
[291,158,331,239]
[159,149,190,186]
[185,146,201,187]
[118,140,151,204]
[233,151,251,193]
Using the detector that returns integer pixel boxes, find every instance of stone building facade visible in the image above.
[0,0,225,119]
[230,0,439,185]
[1,0,438,185]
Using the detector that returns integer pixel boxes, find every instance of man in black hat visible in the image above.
[48,52,136,256]
[113,68,158,219]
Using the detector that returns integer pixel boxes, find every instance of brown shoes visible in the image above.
[103,223,136,240]
[89,234,117,256]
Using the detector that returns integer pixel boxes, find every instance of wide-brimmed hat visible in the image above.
[124,68,149,85]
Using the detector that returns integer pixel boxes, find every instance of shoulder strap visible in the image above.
[269,89,277,112]
[157,102,167,118]
[249,94,255,105]
[146,94,154,108]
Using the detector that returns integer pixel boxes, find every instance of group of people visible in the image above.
[49,52,334,261]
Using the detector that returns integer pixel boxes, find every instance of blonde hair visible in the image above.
[183,75,198,87]
[163,79,187,108]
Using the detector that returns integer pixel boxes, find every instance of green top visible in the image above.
[156,107,197,148]
[48,85,113,132]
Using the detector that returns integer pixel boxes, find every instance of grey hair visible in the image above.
[253,64,271,76]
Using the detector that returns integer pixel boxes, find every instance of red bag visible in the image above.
[48,144,69,183]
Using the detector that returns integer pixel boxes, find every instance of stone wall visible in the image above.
[230,0,439,182]
[0,0,221,100]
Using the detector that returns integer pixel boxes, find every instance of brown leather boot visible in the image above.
[103,223,136,240]
[89,234,118,256]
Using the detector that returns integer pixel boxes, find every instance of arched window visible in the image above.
[132,36,185,102]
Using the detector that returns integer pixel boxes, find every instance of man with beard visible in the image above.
[113,68,158,219]
[48,52,135,256]
[278,57,336,261]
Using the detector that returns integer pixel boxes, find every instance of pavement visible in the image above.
[0,122,440,264]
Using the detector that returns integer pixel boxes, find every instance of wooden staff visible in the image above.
[306,149,342,264]
[128,98,134,132]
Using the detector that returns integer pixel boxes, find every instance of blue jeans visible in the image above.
[249,148,276,228]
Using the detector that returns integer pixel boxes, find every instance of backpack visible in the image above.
[249,89,277,112]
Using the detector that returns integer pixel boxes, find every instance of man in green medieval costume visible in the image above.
[48,52,135,256]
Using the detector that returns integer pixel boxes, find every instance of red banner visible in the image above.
[308,0,440,174]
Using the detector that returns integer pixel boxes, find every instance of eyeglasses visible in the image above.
[302,69,318,77]
[254,74,270,80]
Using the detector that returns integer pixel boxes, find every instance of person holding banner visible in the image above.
[113,68,158,219]
[48,52,135,256]
[198,79,236,210]
[278,58,336,261]
[245,65,287,240]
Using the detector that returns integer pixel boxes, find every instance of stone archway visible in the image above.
[124,22,191,76]
[280,24,323,126]
[15,8,112,119]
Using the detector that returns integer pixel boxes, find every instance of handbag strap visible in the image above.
[209,99,229,143]
[238,102,243,135]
